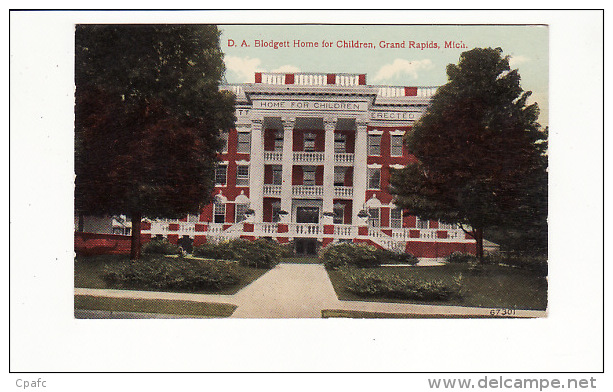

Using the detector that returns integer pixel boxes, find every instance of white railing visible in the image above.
[376,86,437,98]
[293,151,324,163]
[334,225,356,238]
[420,229,438,240]
[334,186,353,198]
[295,73,327,86]
[264,151,283,162]
[206,223,225,236]
[368,227,404,252]
[258,72,364,86]
[291,223,322,236]
[334,153,354,164]
[256,222,278,235]
[293,185,323,198]
[336,74,360,86]
[263,184,282,197]
[260,73,286,85]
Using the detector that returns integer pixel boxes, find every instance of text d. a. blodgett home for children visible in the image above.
[85,72,480,258]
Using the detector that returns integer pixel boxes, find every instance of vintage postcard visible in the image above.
[73,23,549,320]
[9,9,605,376]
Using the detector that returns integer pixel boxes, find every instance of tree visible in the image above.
[390,47,548,262]
[75,25,235,259]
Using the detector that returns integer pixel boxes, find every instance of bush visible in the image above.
[321,243,419,270]
[193,238,281,269]
[446,251,477,264]
[142,238,182,255]
[102,256,241,291]
[321,243,379,270]
[279,240,296,258]
[343,268,464,301]
[237,238,282,269]
[394,252,420,265]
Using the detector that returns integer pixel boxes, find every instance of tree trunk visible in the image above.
[130,211,142,260]
[475,227,484,263]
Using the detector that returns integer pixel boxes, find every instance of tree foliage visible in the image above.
[390,47,548,259]
[75,25,235,258]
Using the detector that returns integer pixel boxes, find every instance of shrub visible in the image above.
[102,256,241,291]
[279,240,296,258]
[342,268,464,301]
[446,251,477,264]
[321,243,418,270]
[192,241,236,260]
[237,238,282,269]
[394,252,420,265]
[142,238,182,255]
[193,238,281,269]
[321,243,380,270]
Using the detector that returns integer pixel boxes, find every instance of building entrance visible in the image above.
[296,206,319,224]
[295,238,318,255]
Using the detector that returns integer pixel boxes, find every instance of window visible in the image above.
[272,165,282,185]
[220,131,229,153]
[235,203,249,223]
[417,218,429,229]
[333,204,345,224]
[390,208,402,228]
[214,165,227,186]
[334,167,346,186]
[391,134,404,156]
[214,203,225,223]
[274,130,284,151]
[368,168,381,189]
[236,165,249,186]
[237,132,251,153]
[368,134,381,156]
[368,208,380,227]
[334,133,346,153]
[304,132,316,152]
[303,166,316,186]
[187,214,199,223]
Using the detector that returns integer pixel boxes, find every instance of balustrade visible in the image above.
[292,185,324,198]
[263,184,282,197]
[293,151,324,163]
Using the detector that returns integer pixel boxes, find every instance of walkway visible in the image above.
[75,263,547,319]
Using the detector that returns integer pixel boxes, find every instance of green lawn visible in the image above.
[75,295,236,318]
[327,263,548,311]
[74,254,270,295]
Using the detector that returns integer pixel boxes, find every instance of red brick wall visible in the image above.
[75,232,150,256]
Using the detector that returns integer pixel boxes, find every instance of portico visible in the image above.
[142,72,478,258]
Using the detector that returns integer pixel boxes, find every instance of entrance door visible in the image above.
[296,207,319,223]
[295,207,319,255]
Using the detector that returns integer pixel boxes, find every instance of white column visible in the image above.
[249,118,264,223]
[352,118,369,224]
[280,117,295,223]
[322,117,337,218]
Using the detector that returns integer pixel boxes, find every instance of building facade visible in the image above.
[141,72,477,258]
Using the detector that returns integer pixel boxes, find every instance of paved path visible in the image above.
[75,263,547,319]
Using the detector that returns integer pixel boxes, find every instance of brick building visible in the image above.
[139,72,477,257]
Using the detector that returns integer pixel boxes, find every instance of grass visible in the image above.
[74,254,270,295]
[75,295,236,318]
[327,263,548,311]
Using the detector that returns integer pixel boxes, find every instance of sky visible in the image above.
[219,24,549,125]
